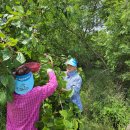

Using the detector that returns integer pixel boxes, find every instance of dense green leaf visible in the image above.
[0,75,8,86]
[2,48,11,61]
[16,52,26,63]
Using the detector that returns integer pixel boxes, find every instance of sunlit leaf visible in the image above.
[16,52,26,63]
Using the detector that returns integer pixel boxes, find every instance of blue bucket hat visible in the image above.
[15,72,34,95]
[65,58,77,67]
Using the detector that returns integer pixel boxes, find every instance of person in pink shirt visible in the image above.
[6,64,58,130]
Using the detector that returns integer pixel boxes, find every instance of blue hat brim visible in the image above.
[15,72,34,95]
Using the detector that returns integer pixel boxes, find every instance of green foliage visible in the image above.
[91,0,130,101]
[0,90,6,130]
[33,56,83,130]
[0,0,130,130]
[101,95,129,129]
[81,68,130,130]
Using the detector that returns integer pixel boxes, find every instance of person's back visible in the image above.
[6,65,58,130]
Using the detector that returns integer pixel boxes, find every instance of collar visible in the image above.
[67,70,77,78]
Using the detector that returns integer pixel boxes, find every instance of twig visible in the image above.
[59,94,63,110]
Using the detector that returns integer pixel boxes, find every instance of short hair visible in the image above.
[15,66,31,76]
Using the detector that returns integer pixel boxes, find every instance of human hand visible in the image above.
[47,68,54,74]
[61,88,68,92]
[58,88,67,94]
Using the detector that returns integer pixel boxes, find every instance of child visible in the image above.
[6,65,58,130]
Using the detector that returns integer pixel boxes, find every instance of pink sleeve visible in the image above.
[39,71,58,101]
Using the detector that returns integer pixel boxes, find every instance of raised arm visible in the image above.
[39,69,58,100]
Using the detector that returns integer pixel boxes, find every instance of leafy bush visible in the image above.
[81,69,130,130]
[101,95,129,129]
